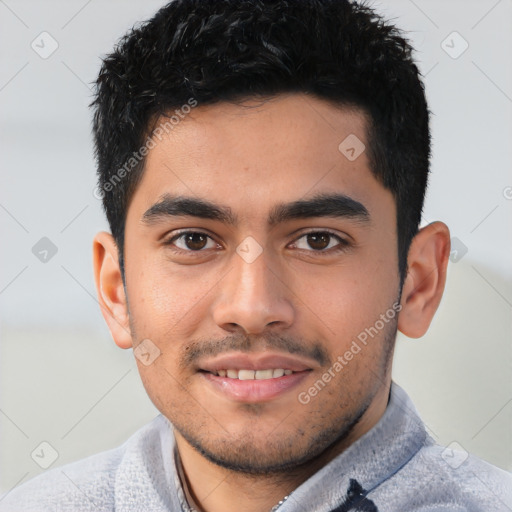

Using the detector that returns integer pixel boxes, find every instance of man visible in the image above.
[1,0,510,510]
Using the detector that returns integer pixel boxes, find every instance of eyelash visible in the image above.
[163,229,350,256]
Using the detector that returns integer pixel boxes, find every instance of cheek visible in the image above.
[298,261,389,315]
[126,255,219,342]
[294,253,398,357]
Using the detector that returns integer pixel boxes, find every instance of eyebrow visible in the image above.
[141,192,370,227]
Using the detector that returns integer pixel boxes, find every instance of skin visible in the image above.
[93,93,450,512]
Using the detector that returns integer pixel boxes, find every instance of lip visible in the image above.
[198,352,315,373]
[201,370,311,403]
[198,352,315,403]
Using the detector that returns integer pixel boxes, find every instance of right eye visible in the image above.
[163,231,219,253]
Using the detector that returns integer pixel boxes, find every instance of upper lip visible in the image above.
[199,352,316,373]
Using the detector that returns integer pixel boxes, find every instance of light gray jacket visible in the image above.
[1,382,511,511]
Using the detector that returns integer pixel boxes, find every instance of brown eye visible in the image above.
[183,233,208,250]
[306,233,331,250]
[166,231,217,252]
[292,231,348,253]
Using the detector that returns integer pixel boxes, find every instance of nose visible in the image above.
[212,249,295,335]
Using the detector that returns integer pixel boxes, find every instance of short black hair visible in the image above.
[92,0,430,284]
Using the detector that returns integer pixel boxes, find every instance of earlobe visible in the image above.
[397,222,451,339]
[92,231,133,349]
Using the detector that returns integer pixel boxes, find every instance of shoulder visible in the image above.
[0,446,123,512]
[0,415,170,512]
[384,440,512,511]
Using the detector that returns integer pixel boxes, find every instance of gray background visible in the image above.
[1,0,511,495]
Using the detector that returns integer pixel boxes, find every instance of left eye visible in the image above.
[292,231,346,251]
[167,232,218,251]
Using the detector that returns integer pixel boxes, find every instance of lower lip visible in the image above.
[201,371,311,403]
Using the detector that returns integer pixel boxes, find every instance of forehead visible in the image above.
[128,93,391,224]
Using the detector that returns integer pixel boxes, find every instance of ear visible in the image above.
[398,221,451,339]
[92,231,133,349]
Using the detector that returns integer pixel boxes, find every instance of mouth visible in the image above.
[197,353,315,403]
[204,368,295,379]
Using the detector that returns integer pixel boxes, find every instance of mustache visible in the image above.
[180,332,330,368]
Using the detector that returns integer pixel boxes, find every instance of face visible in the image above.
[122,93,401,473]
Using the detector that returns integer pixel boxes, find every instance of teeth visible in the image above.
[255,369,273,380]
[214,369,295,380]
[238,370,255,380]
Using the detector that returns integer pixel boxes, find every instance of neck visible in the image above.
[174,382,390,512]
[175,444,299,512]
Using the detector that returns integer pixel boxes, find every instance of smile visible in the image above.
[211,369,294,379]
[200,368,312,403]
[197,352,316,402]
